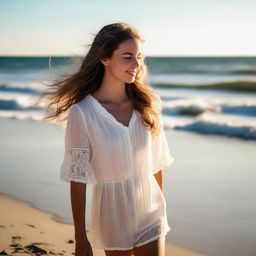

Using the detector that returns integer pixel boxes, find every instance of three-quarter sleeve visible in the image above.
[60,104,97,184]
[151,114,175,175]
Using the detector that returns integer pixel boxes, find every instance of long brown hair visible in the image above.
[34,22,163,137]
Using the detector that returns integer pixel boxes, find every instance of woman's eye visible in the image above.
[123,57,142,60]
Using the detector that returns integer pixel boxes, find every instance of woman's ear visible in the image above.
[100,58,109,66]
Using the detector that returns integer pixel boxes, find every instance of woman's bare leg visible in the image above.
[133,235,165,256]
[104,248,135,256]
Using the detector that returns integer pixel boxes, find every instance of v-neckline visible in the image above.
[88,93,136,130]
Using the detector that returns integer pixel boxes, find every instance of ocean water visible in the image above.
[0,56,256,140]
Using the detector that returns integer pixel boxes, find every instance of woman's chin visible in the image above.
[126,77,135,83]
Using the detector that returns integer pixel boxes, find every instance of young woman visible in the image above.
[37,22,175,256]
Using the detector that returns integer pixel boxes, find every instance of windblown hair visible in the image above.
[34,22,163,137]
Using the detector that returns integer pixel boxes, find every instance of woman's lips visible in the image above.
[127,71,136,76]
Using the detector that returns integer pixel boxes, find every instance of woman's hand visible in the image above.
[75,237,93,256]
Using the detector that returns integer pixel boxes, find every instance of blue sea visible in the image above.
[0,56,256,140]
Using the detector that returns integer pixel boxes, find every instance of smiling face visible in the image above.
[100,38,143,84]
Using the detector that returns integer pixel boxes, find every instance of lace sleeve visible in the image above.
[151,114,175,175]
[60,104,97,184]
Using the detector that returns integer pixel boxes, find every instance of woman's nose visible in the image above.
[132,57,141,68]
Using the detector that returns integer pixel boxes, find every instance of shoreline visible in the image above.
[0,192,205,256]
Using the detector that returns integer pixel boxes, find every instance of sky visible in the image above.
[0,0,256,57]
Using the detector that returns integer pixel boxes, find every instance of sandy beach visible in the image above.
[0,192,204,256]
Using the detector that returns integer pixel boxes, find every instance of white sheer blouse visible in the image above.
[60,93,175,250]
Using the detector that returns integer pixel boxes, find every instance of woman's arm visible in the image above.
[70,181,88,241]
[154,170,163,190]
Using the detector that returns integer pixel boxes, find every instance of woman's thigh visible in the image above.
[104,248,135,256]
[133,235,165,256]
